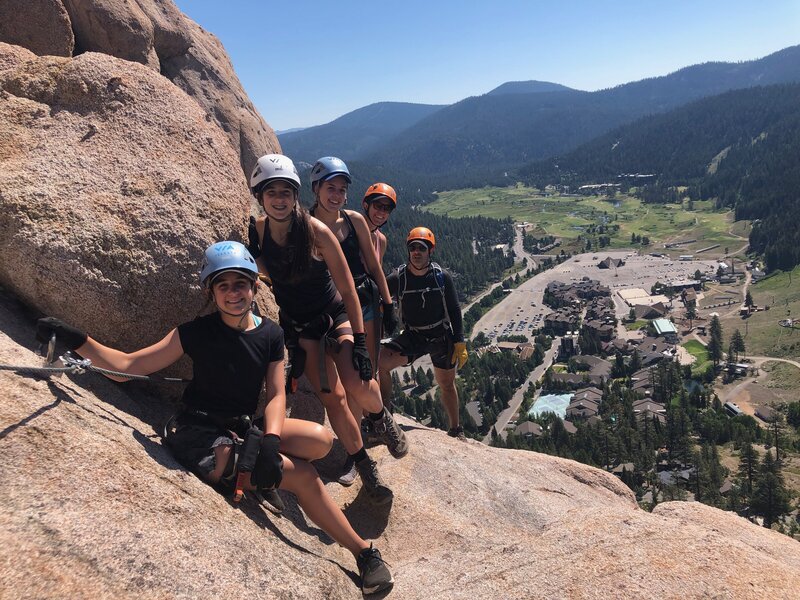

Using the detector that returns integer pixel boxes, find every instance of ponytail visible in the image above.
[287,201,316,283]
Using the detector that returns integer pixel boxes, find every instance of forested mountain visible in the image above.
[361,45,800,183]
[516,84,800,271]
[517,84,800,186]
[486,80,575,95]
[278,101,444,163]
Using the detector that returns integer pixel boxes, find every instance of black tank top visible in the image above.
[261,221,337,323]
[339,211,368,282]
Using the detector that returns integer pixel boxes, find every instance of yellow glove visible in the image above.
[451,342,468,369]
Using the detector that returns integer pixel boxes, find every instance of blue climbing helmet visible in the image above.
[200,241,259,287]
[310,156,351,189]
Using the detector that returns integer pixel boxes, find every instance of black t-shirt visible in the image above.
[177,313,284,418]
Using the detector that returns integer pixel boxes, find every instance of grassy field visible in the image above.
[683,339,712,375]
[719,265,800,362]
[425,186,745,256]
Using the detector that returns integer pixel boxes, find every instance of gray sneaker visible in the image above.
[337,456,358,487]
[355,457,393,506]
[357,544,394,595]
[373,408,409,459]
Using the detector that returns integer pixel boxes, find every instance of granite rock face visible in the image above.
[0,0,279,176]
[0,0,74,57]
[1,293,800,599]
[0,44,275,351]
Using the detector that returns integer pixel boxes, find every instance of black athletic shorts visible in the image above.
[165,414,238,495]
[382,328,454,370]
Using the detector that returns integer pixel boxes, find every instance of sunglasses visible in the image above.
[407,242,429,251]
[371,202,394,213]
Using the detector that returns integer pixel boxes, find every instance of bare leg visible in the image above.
[434,366,459,429]
[206,446,367,557]
[280,418,333,461]
[378,346,409,411]
[300,336,364,454]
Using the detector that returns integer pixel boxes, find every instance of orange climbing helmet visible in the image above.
[363,183,397,209]
[407,226,435,250]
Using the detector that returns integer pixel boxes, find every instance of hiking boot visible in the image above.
[373,408,409,459]
[361,416,381,446]
[254,489,285,515]
[357,544,394,595]
[447,425,466,440]
[337,455,358,487]
[355,457,393,506]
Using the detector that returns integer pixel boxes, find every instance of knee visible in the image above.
[321,390,349,412]
[312,423,334,456]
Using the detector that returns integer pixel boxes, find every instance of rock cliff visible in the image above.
[0,0,278,177]
[1,296,800,599]
[1,3,799,599]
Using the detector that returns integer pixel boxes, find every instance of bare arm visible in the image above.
[75,329,185,382]
[348,210,392,305]
[253,216,270,277]
[262,359,286,436]
[312,218,365,334]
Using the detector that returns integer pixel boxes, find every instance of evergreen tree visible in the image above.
[744,289,754,308]
[751,451,791,528]
[708,315,724,367]
[731,329,746,360]
[737,440,758,500]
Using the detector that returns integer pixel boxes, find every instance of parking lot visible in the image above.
[471,251,719,341]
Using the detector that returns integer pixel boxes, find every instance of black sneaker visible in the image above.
[373,408,409,459]
[337,455,358,487]
[447,425,466,440]
[254,489,285,515]
[357,544,394,595]
[355,457,393,506]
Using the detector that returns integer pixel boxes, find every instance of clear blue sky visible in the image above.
[174,1,800,131]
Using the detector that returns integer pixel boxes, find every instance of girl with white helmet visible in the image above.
[247,154,408,505]
[308,158,399,485]
[35,241,394,595]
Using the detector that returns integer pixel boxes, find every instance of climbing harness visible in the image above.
[396,262,452,335]
[280,308,349,394]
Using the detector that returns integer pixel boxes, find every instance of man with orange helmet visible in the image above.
[378,226,469,439]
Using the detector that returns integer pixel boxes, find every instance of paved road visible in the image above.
[482,337,559,443]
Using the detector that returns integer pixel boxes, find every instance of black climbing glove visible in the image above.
[35,317,87,351]
[247,215,261,259]
[352,332,373,381]
[252,433,283,491]
[382,302,398,336]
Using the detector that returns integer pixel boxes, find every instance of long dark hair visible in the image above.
[287,200,315,283]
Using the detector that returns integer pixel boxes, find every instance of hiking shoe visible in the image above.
[361,416,381,446]
[355,457,393,506]
[373,408,409,459]
[357,544,394,595]
[447,425,466,440]
[254,489,285,515]
[337,455,358,487]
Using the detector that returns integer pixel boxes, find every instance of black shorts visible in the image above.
[382,329,454,370]
[281,299,350,341]
[165,414,238,495]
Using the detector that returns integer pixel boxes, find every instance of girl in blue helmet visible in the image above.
[308,158,399,485]
[34,241,394,595]
[247,154,408,505]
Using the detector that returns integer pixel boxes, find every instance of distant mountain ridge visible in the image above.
[278,101,444,162]
[362,45,800,178]
[486,80,576,95]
